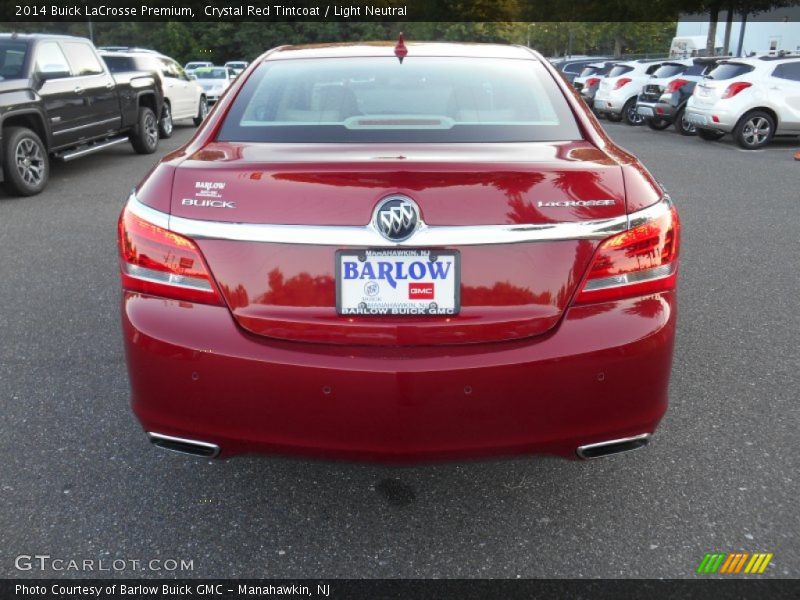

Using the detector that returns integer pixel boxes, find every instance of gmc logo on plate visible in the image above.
[409,283,434,299]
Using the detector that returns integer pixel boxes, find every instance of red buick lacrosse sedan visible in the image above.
[118,41,679,462]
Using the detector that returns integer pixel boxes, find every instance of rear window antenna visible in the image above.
[394,32,408,63]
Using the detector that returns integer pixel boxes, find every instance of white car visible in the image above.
[192,66,237,104]
[594,59,664,125]
[101,50,208,138]
[224,60,248,75]
[686,56,800,149]
[184,61,213,76]
[572,60,618,105]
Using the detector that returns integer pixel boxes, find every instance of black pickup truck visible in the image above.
[0,33,163,196]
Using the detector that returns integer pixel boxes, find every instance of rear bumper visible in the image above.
[123,291,676,463]
[593,91,630,115]
[636,99,677,122]
[685,106,737,132]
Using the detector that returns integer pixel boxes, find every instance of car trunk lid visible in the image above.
[170,141,627,346]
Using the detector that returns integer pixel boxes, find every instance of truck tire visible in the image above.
[2,126,49,196]
[159,102,173,139]
[193,96,208,126]
[130,106,159,154]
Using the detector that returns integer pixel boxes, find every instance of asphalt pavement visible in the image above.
[0,120,797,579]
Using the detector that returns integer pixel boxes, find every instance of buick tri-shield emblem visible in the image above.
[374,195,420,242]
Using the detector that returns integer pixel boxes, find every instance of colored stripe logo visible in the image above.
[697,552,773,574]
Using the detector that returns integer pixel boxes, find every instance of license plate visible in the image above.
[687,113,707,125]
[336,249,460,316]
[637,106,655,117]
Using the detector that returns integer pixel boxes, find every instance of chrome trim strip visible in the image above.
[147,432,220,458]
[126,191,170,229]
[123,263,213,291]
[576,433,652,460]
[582,262,676,292]
[53,116,121,136]
[126,193,672,247]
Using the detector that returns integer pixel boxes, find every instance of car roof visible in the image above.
[717,56,791,68]
[0,33,89,43]
[99,50,165,59]
[757,54,800,62]
[264,42,537,62]
[99,47,161,55]
[692,56,733,64]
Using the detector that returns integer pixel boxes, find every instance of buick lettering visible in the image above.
[118,40,680,462]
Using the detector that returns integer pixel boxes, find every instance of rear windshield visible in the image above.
[706,62,755,80]
[607,65,633,78]
[0,40,29,80]
[651,63,687,78]
[102,55,136,73]
[217,57,582,143]
[685,63,708,76]
[578,66,602,77]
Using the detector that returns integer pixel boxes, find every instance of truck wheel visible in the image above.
[697,128,724,141]
[2,126,49,196]
[159,103,173,139]
[674,108,696,136]
[193,96,208,126]
[130,106,159,154]
[733,110,775,150]
[623,98,644,126]
[646,117,670,131]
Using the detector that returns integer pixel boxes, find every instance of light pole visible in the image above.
[527,23,535,48]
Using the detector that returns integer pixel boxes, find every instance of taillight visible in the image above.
[575,202,679,304]
[614,77,632,90]
[721,81,752,99]
[586,77,600,87]
[665,78,689,93]
[118,207,222,305]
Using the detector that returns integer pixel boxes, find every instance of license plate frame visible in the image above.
[335,249,461,316]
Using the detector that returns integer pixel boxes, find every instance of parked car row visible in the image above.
[560,53,800,149]
[0,34,250,197]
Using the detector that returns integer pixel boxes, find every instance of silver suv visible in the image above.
[686,55,800,149]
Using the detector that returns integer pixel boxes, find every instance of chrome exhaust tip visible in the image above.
[147,432,220,458]
[576,433,651,460]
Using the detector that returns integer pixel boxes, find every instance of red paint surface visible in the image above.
[122,43,677,461]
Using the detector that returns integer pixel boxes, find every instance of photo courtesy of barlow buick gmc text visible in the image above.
[0,1,798,597]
